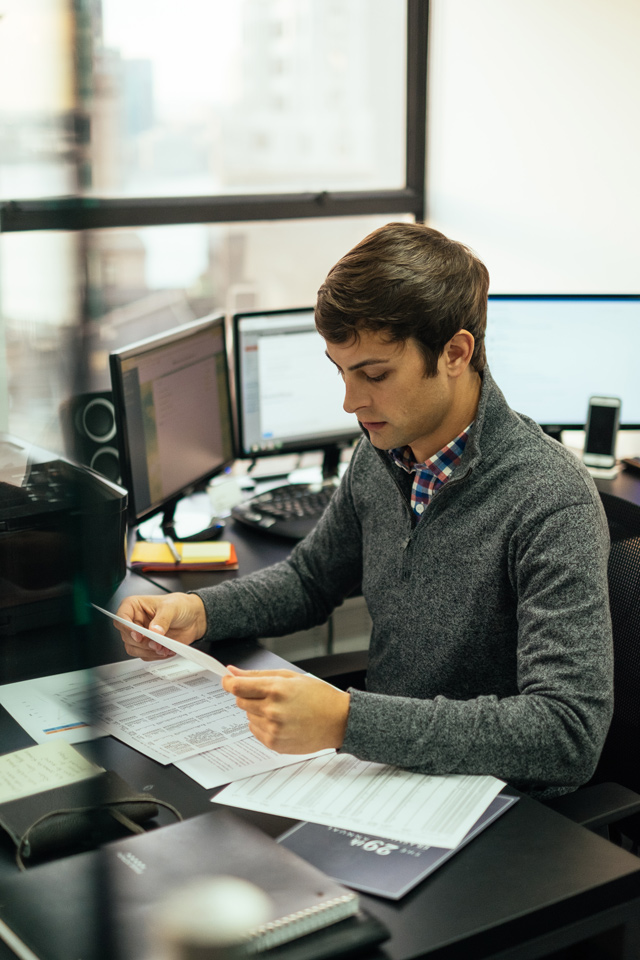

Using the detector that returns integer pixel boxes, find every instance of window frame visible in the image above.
[0,0,428,233]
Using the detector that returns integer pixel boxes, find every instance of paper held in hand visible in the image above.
[91,604,230,677]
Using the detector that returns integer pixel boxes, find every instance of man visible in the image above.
[116,223,613,799]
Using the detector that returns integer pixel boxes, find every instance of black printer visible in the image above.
[0,435,128,636]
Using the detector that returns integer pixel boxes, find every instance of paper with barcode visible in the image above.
[214,752,505,849]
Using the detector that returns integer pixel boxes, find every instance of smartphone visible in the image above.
[582,396,621,469]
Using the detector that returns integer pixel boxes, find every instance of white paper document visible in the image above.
[51,658,250,764]
[176,739,334,789]
[0,742,103,803]
[0,669,99,744]
[215,753,505,849]
[92,604,230,677]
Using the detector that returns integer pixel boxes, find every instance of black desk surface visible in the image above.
[594,463,640,508]
[2,617,640,960]
[138,463,640,592]
[1,469,640,959]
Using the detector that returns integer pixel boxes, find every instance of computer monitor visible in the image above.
[485,295,640,438]
[109,313,235,536]
[233,307,360,477]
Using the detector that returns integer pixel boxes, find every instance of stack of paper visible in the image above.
[0,605,509,859]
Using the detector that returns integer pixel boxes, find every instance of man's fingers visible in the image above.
[222,676,284,700]
[114,593,207,663]
[226,667,298,679]
[234,695,278,717]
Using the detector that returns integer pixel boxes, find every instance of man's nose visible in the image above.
[343,378,368,415]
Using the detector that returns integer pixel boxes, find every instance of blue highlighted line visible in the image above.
[43,721,89,734]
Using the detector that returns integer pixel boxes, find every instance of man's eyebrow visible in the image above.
[324,351,391,372]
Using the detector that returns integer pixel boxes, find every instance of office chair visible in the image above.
[298,492,640,852]
[545,491,640,850]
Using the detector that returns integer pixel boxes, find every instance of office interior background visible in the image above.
[1,0,639,658]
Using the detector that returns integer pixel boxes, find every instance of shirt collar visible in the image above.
[390,422,474,477]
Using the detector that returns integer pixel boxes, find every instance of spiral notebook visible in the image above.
[0,808,380,960]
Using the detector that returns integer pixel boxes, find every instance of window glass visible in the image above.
[85,214,414,376]
[0,231,81,453]
[93,0,407,196]
[0,0,77,201]
[0,215,412,452]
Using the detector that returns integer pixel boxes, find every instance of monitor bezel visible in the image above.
[487,294,640,433]
[232,306,361,462]
[109,312,235,527]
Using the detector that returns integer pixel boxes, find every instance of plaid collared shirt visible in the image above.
[390,423,473,518]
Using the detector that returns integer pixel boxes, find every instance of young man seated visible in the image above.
[115,223,613,800]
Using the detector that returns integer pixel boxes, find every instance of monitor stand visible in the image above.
[542,426,564,444]
[161,497,225,543]
[321,444,342,481]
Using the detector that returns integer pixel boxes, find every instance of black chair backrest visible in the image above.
[594,492,640,791]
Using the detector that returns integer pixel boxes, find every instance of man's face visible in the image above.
[325,329,455,463]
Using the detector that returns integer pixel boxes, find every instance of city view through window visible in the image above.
[0,0,413,452]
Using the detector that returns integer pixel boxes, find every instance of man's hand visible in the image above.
[222,667,350,754]
[114,593,207,661]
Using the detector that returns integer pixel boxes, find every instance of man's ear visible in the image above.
[444,329,475,377]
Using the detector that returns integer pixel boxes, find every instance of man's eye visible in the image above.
[365,373,387,383]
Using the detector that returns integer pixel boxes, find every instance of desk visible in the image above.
[595,466,640,509]
[1,610,640,960]
[131,515,296,595]
[2,472,640,959]
[137,465,640,593]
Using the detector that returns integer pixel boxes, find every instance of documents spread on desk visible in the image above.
[51,658,250,764]
[0,619,504,846]
[215,753,505,850]
[175,737,333,789]
[0,659,331,784]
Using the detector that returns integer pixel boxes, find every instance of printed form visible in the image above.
[52,658,249,764]
[215,753,505,849]
[175,740,333,789]
[0,662,330,782]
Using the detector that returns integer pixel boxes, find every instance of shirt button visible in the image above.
[415,503,425,514]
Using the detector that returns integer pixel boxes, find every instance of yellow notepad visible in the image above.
[180,542,232,562]
[130,540,237,570]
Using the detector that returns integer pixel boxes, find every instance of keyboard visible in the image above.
[231,481,337,540]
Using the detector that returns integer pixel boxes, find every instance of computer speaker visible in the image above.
[60,391,121,485]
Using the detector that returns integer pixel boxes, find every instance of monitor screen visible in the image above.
[233,308,359,465]
[485,295,640,431]
[109,314,235,526]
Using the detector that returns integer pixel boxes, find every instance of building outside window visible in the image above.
[0,0,427,453]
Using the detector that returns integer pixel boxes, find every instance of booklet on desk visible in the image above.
[278,794,518,900]
[130,539,238,571]
[0,808,389,960]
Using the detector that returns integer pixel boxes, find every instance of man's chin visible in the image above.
[364,427,393,448]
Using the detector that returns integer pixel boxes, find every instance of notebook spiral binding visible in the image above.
[244,893,358,952]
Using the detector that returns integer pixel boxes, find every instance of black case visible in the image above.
[0,434,127,635]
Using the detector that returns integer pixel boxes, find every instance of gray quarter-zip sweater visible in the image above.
[196,368,613,799]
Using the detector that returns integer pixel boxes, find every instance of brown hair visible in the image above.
[315,222,489,376]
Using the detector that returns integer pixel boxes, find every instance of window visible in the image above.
[0,1,428,451]
[97,0,406,197]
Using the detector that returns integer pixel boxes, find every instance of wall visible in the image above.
[427,0,640,293]
[426,0,640,456]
